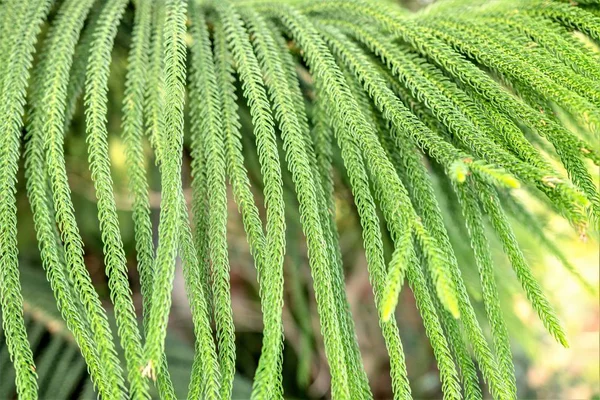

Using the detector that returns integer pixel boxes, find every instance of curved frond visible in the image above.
[143,0,189,382]
[83,0,148,396]
[25,0,118,396]
[0,1,54,396]
[2,1,599,399]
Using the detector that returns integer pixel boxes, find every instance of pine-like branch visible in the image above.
[1,1,599,399]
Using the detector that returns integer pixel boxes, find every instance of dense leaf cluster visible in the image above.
[0,0,598,398]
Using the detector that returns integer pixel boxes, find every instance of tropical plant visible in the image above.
[0,0,598,398]
[0,266,254,399]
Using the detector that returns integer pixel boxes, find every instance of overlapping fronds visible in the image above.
[0,265,254,399]
[0,1,54,397]
[25,0,123,397]
[0,0,599,398]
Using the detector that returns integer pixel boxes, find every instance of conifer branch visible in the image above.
[1,1,598,398]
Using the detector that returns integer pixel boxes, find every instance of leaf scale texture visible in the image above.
[0,0,598,399]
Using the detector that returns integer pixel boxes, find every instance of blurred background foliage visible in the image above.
[1,0,598,398]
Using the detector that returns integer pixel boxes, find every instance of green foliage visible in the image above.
[0,0,599,398]
[26,0,124,397]
[0,266,253,399]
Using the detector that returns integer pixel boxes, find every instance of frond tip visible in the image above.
[0,0,598,398]
[381,226,413,322]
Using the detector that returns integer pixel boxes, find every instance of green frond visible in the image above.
[426,279,483,400]
[145,0,167,160]
[139,3,180,397]
[122,0,154,331]
[24,0,118,396]
[318,25,462,320]
[177,204,221,400]
[482,14,600,82]
[213,10,264,294]
[301,0,599,226]
[524,0,600,41]
[0,1,54,397]
[0,268,90,399]
[140,4,221,398]
[143,0,189,382]
[274,25,372,400]
[422,18,599,132]
[29,7,127,400]
[263,7,365,399]
[362,69,483,398]
[454,182,517,398]
[83,0,148,396]
[333,21,552,175]
[314,80,412,399]
[247,8,374,398]
[208,9,268,333]
[2,0,599,398]
[207,7,259,398]
[476,184,569,347]
[500,195,597,296]
[190,5,236,399]
[406,251,462,400]
[211,4,290,398]
[63,3,104,129]
[370,66,500,398]
[121,2,181,396]
[328,22,586,226]
[381,226,412,323]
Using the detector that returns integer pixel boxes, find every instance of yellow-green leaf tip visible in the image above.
[502,176,520,189]
[381,296,396,323]
[441,292,461,319]
[450,160,469,183]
